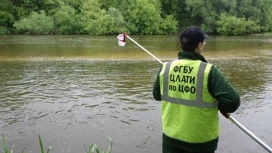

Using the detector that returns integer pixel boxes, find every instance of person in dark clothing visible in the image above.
[153,26,240,153]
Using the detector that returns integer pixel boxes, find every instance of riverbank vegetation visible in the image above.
[1,134,112,153]
[0,0,272,35]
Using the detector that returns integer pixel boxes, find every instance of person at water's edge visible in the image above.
[153,26,240,153]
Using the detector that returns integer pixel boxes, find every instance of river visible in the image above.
[0,35,271,153]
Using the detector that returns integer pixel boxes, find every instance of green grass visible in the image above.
[38,135,52,153]
[1,134,12,153]
[1,134,112,153]
[1,134,27,153]
[84,136,112,153]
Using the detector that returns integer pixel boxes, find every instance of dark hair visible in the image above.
[180,26,208,52]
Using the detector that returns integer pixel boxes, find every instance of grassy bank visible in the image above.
[0,134,112,153]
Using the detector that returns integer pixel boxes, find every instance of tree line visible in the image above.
[0,0,271,35]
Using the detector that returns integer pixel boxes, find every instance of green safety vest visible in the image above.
[159,59,219,143]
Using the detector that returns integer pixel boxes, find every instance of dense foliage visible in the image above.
[1,0,272,35]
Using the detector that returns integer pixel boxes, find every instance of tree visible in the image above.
[235,0,272,32]
[10,0,46,16]
[13,10,54,34]
[53,4,83,34]
[106,7,127,34]
[81,0,127,35]
[125,0,177,34]
[216,13,260,35]
[2,0,272,35]
[256,0,272,31]
[0,0,16,34]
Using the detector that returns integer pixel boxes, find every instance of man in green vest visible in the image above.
[153,26,240,153]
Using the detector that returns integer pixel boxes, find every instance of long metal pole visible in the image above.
[221,112,272,153]
[125,34,163,64]
[124,34,272,153]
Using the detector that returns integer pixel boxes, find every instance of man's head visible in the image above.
[180,26,208,53]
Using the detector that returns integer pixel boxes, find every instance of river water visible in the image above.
[0,35,271,153]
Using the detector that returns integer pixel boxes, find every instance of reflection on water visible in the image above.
[0,35,271,153]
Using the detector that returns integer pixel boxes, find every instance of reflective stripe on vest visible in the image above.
[160,60,219,143]
[161,61,217,108]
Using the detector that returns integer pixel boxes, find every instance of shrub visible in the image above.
[0,26,10,34]
[125,0,177,35]
[159,15,177,35]
[13,10,54,34]
[216,13,261,35]
[0,10,15,34]
[81,0,127,35]
[53,4,83,34]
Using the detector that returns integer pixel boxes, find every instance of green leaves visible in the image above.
[84,136,112,153]
[9,0,178,35]
[216,14,261,35]
[161,0,270,35]
[125,0,177,35]
[38,135,52,153]
[1,134,11,153]
[53,4,82,34]
[80,0,127,35]
[13,10,54,34]
[4,0,272,35]
[1,134,28,153]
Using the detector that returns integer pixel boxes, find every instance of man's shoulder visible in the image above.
[208,64,223,76]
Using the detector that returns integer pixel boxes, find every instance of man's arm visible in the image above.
[208,66,241,113]
[153,70,161,101]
